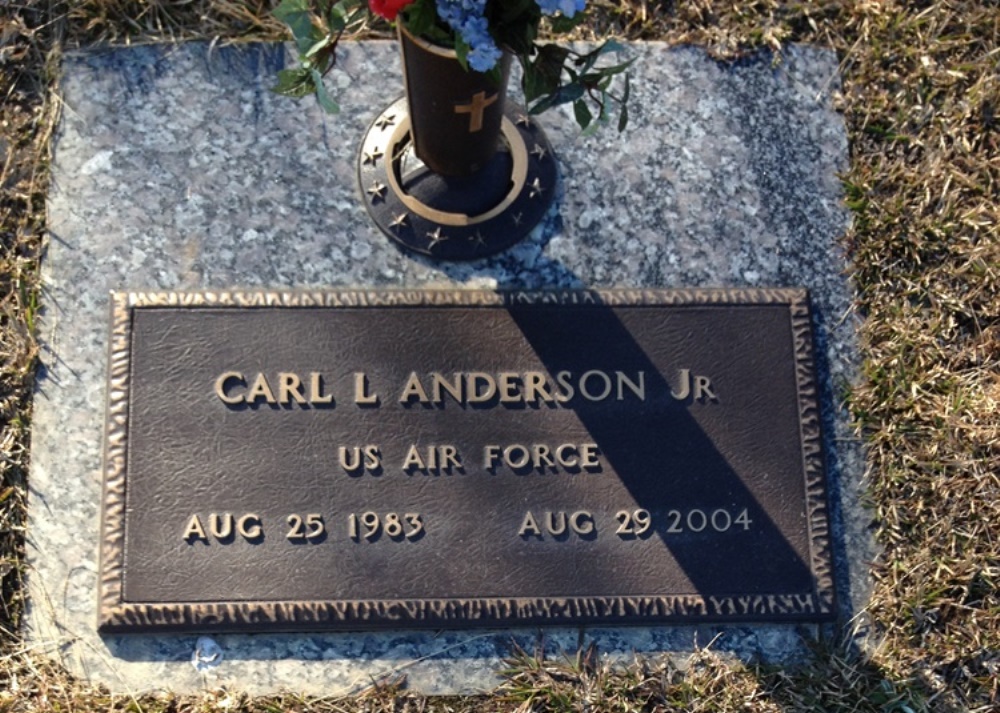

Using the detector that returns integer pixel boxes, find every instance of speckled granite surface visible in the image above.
[33,40,869,695]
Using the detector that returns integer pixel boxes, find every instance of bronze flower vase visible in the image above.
[400,25,511,176]
[357,26,557,261]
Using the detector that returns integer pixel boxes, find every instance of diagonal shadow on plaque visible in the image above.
[500,294,824,613]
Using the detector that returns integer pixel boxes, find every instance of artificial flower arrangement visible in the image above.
[272,0,632,132]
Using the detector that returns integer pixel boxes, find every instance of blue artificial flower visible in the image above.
[435,0,587,72]
[535,0,586,18]
[467,42,503,72]
[436,1,502,71]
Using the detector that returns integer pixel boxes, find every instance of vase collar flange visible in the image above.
[358,97,558,261]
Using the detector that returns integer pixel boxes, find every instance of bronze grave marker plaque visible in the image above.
[98,289,835,633]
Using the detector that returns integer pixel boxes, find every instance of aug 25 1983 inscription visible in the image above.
[98,289,835,633]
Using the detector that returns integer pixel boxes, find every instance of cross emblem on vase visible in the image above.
[454,90,498,133]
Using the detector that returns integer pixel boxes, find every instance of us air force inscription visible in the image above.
[98,289,835,633]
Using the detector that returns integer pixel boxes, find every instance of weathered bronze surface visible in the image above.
[98,289,835,633]
[357,98,557,261]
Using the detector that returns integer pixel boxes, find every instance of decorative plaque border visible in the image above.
[98,288,835,633]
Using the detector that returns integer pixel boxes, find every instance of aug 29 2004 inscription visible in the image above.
[98,289,835,633]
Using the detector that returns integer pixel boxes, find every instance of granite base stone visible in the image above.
[32,39,871,695]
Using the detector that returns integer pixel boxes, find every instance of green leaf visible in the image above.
[273,0,310,22]
[327,0,350,32]
[601,39,627,55]
[581,39,627,61]
[491,0,539,54]
[275,0,321,52]
[454,36,471,72]
[494,0,539,40]
[343,3,368,27]
[522,43,570,102]
[496,0,535,23]
[582,99,611,137]
[617,75,630,132]
[521,63,543,102]
[310,68,340,113]
[271,67,315,99]
[573,99,592,130]
[402,0,445,40]
[601,58,636,77]
[529,83,584,114]
[574,41,632,73]
[304,36,332,59]
[546,13,584,34]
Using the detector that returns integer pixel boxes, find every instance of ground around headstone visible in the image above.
[31,39,869,695]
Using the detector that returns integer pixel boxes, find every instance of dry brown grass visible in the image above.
[1,0,999,711]
[57,0,286,45]
[0,0,57,648]
[835,4,1000,710]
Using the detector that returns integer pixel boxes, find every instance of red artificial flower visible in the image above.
[369,0,415,20]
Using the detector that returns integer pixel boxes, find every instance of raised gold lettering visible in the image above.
[402,444,427,470]
[579,370,613,401]
[497,372,521,403]
[214,372,246,404]
[399,372,430,404]
[519,510,595,537]
[579,443,600,469]
[671,370,717,402]
[237,513,262,539]
[308,372,334,404]
[354,372,378,405]
[431,372,463,403]
[504,444,531,469]
[533,444,555,468]
[183,514,208,542]
[339,446,363,471]
[523,371,554,403]
[278,372,306,405]
[484,445,501,471]
[286,513,325,540]
[209,512,233,539]
[518,511,542,537]
[217,372,335,405]
[483,442,602,473]
[671,369,691,400]
[246,373,277,404]
[402,445,461,474]
[617,371,645,400]
[555,444,579,468]
[570,510,595,535]
[224,370,649,409]
[363,444,381,469]
[186,513,263,542]
[554,371,574,402]
[694,375,718,402]
[396,370,646,406]
[349,512,424,540]
[546,511,567,536]
[466,372,497,403]
[439,445,462,470]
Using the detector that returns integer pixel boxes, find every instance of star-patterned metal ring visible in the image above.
[357,97,557,261]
